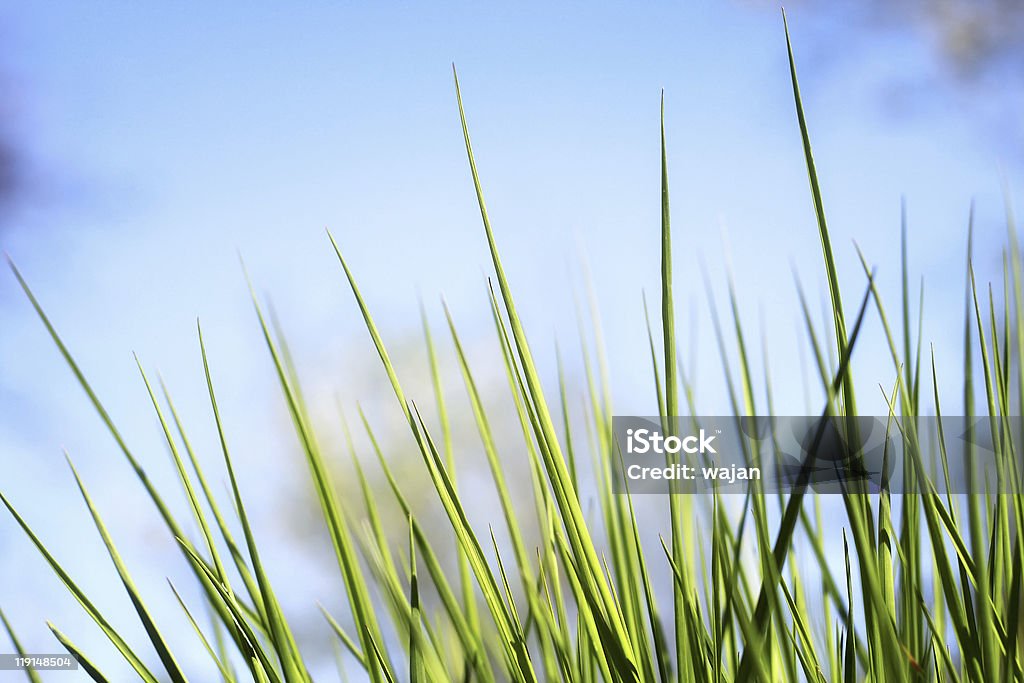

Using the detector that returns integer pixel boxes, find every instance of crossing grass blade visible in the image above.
[421,304,482,641]
[64,453,189,683]
[244,263,392,683]
[356,408,496,683]
[198,323,307,682]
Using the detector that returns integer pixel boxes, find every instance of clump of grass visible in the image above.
[2,11,1023,682]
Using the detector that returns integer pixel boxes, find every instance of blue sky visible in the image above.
[0,2,1017,677]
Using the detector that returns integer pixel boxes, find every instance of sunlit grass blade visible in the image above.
[421,304,481,639]
[48,623,111,683]
[176,539,284,683]
[197,323,307,682]
[356,409,496,683]
[408,403,538,682]
[443,301,537,590]
[244,263,391,683]
[782,11,849,377]
[443,300,567,676]
[453,66,640,680]
[64,454,189,683]
[158,377,268,628]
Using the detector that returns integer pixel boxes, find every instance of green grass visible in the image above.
[2,12,1023,682]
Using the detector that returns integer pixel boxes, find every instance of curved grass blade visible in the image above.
[453,66,639,680]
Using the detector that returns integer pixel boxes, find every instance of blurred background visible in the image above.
[0,1,1022,678]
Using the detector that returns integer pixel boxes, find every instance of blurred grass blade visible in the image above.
[0,608,43,683]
